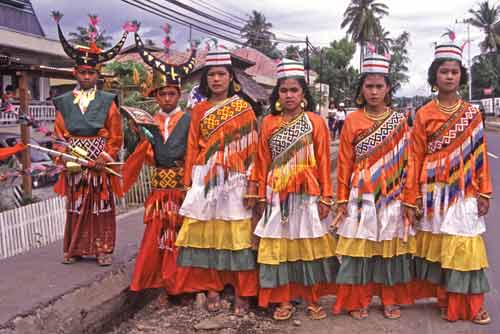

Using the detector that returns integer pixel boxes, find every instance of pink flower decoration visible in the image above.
[123,21,139,33]
[50,11,63,24]
[163,36,175,50]
[88,15,99,27]
[162,23,171,34]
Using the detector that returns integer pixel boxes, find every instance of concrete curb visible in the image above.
[0,209,153,334]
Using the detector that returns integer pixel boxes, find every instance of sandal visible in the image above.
[97,253,112,266]
[472,308,491,325]
[273,303,296,321]
[62,255,81,265]
[234,297,249,317]
[307,304,327,320]
[349,308,369,320]
[383,305,401,320]
[206,292,221,312]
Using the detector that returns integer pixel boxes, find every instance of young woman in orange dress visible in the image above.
[403,33,492,325]
[333,53,415,320]
[248,59,337,321]
[122,32,196,295]
[174,48,259,315]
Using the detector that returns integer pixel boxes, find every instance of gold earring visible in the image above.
[275,101,283,112]
[233,82,241,92]
[356,95,365,105]
[431,85,438,93]
[300,99,308,110]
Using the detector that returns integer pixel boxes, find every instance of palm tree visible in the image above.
[68,26,112,49]
[341,0,389,67]
[241,10,278,58]
[373,25,393,54]
[467,1,500,53]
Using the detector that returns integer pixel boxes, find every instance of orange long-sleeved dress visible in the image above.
[174,95,259,297]
[333,109,415,314]
[52,90,123,258]
[123,110,189,293]
[251,111,338,307]
[403,100,492,321]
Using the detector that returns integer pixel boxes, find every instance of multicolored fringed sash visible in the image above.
[200,95,246,139]
[151,166,184,189]
[421,103,485,217]
[265,112,316,223]
[352,111,408,211]
[201,95,258,195]
[268,112,316,193]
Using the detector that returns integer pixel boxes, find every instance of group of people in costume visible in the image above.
[51,14,492,325]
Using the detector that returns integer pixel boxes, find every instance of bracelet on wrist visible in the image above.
[319,198,335,206]
[243,194,260,199]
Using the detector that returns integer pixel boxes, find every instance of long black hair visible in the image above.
[427,58,468,89]
[354,73,393,108]
[269,77,316,115]
[198,65,262,116]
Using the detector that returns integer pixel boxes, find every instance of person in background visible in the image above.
[335,102,346,138]
[327,101,338,140]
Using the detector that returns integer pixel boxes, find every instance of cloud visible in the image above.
[32,0,484,96]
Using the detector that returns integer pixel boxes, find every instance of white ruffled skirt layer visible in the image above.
[337,187,415,241]
[179,164,252,221]
[254,189,331,240]
[420,183,485,237]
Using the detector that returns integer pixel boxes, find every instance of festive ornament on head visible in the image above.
[361,49,390,75]
[134,30,197,96]
[205,41,232,67]
[51,10,132,68]
[276,58,305,80]
[434,29,463,62]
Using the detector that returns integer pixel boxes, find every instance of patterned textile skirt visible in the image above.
[63,170,116,257]
[130,186,184,293]
[175,165,258,297]
[254,192,338,307]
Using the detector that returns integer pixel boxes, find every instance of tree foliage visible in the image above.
[310,38,359,104]
[241,10,280,59]
[68,26,113,49]
[341,0,389,66]
[471,52,500,99]
[389,31,410,93]
[467,1,500,53]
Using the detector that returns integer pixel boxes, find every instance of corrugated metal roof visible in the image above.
[0,0,44,36]
[0,27,67,58]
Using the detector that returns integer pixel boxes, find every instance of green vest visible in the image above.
[149,112,191,168]
[53,90,116,136]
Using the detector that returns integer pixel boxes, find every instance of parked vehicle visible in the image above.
[0,133,59,188]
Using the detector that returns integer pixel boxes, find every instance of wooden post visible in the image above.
[18,71,32,201]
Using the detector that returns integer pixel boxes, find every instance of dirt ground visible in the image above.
[105,293,491,334]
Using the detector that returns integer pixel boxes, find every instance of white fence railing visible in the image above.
[0,167,151,259]
[0,104,56,125]
[0,196,66,259]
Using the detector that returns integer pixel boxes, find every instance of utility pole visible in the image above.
[18,71,32,201]
[456,19,472,101]
[305,36,310,85]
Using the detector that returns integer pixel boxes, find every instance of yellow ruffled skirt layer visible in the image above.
[258,234,337,265]
[175,217,252,250]
[415,231,488,271]
[335,236,416,258]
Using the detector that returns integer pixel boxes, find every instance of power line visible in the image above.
[158,0,244,32]
[187,0,247,23]
[121,0,246,45]
[141,0,242,35]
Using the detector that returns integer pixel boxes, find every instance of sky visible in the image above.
[32,0,485,97]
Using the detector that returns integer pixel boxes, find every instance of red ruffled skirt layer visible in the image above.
[333,283,414,314]
[259,283,336,308]
[173,266,259,297]
[130,189,184,294]
[411,280,485,321]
